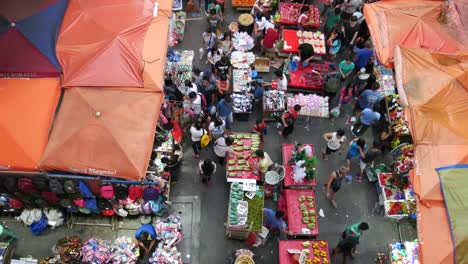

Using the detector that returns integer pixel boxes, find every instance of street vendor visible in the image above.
[298,43,318,64]
[135,223,158,259]
[297,6,315,30]
[262,208,292,235]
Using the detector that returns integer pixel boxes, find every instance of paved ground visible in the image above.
[4,2,416,263]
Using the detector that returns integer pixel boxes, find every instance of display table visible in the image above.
[288,63,330,91]
[389,241,419,264]
[226,183,264,240]
[287,93,329,118]
[232,0,256,8]
[283,144,317,188]
[279,3,320,28]
[279,240,330,264]
[263,90,286,121]
[164,50,194,90]
[168,11,186,46]
[374,64,396,96]
[226,133,261,183]
[285,189,318,237]
[282,29,326,55]
[233,69,252,93]
[377,172,416,220]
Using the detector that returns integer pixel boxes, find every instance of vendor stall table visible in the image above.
[284,189,319,237]
[232,0,256,10]
[374,64,396,96]
[263,90,286,121]
[164,50,194,93]
[226,133,261,183]
[389,241,419,264]
[279,240,330,264]
[282,144,317,188]
[279,3,320,28]
[172,0,182,11]
[287,93,329,119]
[226,183,264,240]
[287,63,330,91]
[282,29,326,55]
[168,11,186,46]
[233,69,252,93]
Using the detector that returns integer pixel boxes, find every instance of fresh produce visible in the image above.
[302,241,311,247]
[238,14,254,26]
[232,0,257,7]
[298,195,306,202]
[246,187,264,232]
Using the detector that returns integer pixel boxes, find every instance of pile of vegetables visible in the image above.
[288,143,317,181]
[227,134,260,178]
[298,195,316,230]
[298,240,329,264]
[246,187,264,232]
[229,183,244,226]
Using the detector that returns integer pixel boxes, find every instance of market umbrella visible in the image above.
[394,46,468,264]
[363,1,463,68]
[0,0,67,77]
[39,88,163,180]
[57,0,155,87]
[0,78,61,171]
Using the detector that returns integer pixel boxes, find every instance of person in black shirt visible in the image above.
[214,56,232,79]
[331,237,359,264]
[163,78,183,102]
[197,75,216,107]
[298,43,315,63]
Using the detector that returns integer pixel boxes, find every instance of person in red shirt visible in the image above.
[252,118,267,141]
[261,25,280,56]
[278,104,301,138]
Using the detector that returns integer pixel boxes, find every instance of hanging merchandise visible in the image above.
[233,32,255,51]
[54,236,83,263]
[109,236,140,264]
[18,209,43,226]
[44,209,65,228]
[164,50,194,89]
[155,215,183,247]
[81,238,112,264]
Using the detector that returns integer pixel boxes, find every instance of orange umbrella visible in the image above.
[364,1,463,68]
[0,78,60,171]
[57,0,155,87]
[39,87,163,180]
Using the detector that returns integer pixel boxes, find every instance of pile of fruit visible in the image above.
[238,14,254,26]
[298,195,317,230]
[299,240,329,264]
[385,200,415,216]
[232,0,257,7]
[226,134,260,178]
[378,172,393,187]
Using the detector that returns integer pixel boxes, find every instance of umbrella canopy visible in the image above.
[395,46,468,264]
[364,1,463,68]
[39,88,163,180]
[0,0,67,77]
[57,0,155,87]
[0,78,60,171]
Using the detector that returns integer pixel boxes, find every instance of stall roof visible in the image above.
[0,78,60,171]
[39,88,163,180]
[363,1,463,68]
[0,0,67,77]
[56,0,155,87]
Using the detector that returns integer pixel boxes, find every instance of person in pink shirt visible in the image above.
[338,83,354,106]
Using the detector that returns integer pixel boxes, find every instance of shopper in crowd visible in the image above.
[220,32,233,55]
[337,82,354,107]
[198,75,216,108]
[261,24,280,57]
[164,78,184,102]
[199,158,217,185]
[252,79,265,102]
[357,141,382,182]
[357,82,381,110]
[193,68,203,84]
[323,64,342,104]
[252,118,267,141]
[352,105,381,136]
[345,138,367,166]
[343,15,360,47]
[208,116,226,140]
[323,164,350,208]
[298,43,315,64]
[324,7,341,36]
[274,70,288,91]
[278,104,302,138]
[207,43,223,72]
[190,121,207,158]
[322,129,347,160]
[339,57,355,82]
[213,135,237,164]
[214,56,232,79]
[251,0,272,17]
[327,24,344,59]
[215,0,225,17]
[184,79,198,95]
[135,224,157,259]
[376,125,394,153]
[207,0,222,19]
[331,236,358,264]
[354,41,374,70]
[207,9,221,34]
[201,28,216,60]
[342,0,363,19]
[353,20,370,49]
[262,208,292,235]
[161,155,182,183]
[217,93,234,130]
[216,74,229,99]
[184,91,203,117]
[253,149,273,175]
[342,222,369,244]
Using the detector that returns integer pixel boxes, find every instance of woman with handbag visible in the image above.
[190,121,206,158]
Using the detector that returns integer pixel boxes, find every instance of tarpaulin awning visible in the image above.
[0,78,60,171]
[437,165,468,264]
[56,0,156,87]
[39,87,163,180]
[363,1,463,68]
[394,46,468,264]
[0,0,67,77]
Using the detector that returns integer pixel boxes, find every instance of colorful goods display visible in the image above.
[386,94,411,139]
[232,93,254,113]
[231,51,256,69]
[149,245,182,264]
[81,238,112,263]
[228,184,264,232]
[384,200,416,218]
[109,236,140,264]
[287,94,329,118]
[165,50,194,89]
[263,90,286,112]
[288,63,330,91]
[233,69,252,93]
[279,3,320,27]
[392,144,414,174]
[390,241,419,264]
[282,144,317,188]
[234,249,255,264]
[55,236,82,263]
[228,183,249,227]
[233,32,255,51]
[156,215,183,247]
[374,64,396,96]
[287,143,317,182]
[282,29,326,55]
[279,240,330,264]
[226,133,261,181]
[232,0,257,6]
[168,11,186,46]
[291,191,318,234]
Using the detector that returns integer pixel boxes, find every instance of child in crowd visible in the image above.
[252,119,267,141]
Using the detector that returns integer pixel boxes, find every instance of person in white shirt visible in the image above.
[208,117,226,140]
[184,91,202,117]
[199,159,217,185]
[213,136,239,164]
[184,80,198,95]
[322,129,347,160]
[190,121,207,158]
[274,70,288,91]
[207,47,223,72]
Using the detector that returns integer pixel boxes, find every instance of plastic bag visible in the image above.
[199,47,204,60]
[330,106,340,117]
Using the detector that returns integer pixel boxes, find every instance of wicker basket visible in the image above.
[234,255,255,264]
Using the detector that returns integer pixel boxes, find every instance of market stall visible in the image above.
[168,11,186,47]
[172,0,182,11]
[284,189,319,237]
[287,93,329,118]
[226,133,262,183]
[232,0,257,9]
[263,90,286,121]
[377,170,416,220]
[282,144,317,189]
[287,63,330,91]
[164,50,194,91]
[389,241,419,264]
[282,29,326,55]
[279,3,320,28]
[374,63,396,96]
[226,182,264,240]
[279,240,330,264]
